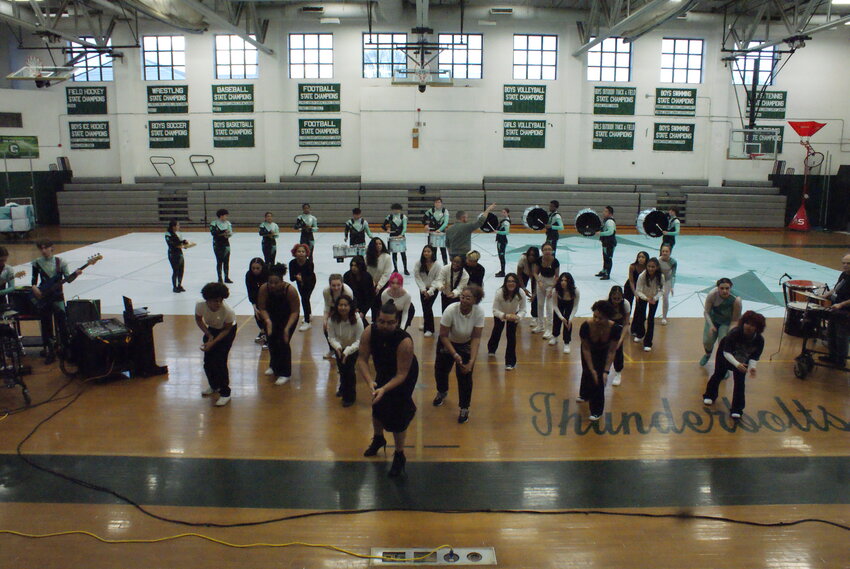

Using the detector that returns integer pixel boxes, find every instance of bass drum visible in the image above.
[523,206,548,231]
[637,209,668,238]
[575,208,602,236]
[480,212,499,233]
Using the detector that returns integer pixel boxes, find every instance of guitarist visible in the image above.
[0,246,17,303]
[30,240,82,364]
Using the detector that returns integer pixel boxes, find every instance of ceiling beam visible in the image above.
[572,0,672,57]
[0,5,102,49]
[735,12,850,52]
[172,0,273,55]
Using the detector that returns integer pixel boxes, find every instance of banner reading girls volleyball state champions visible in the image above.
[503,120,546,148]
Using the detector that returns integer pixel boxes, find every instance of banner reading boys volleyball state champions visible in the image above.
[593,87,636,115]
[593,122,635,150]
[653,123,695,152]
[503,120,546,148]
[299,119,341,147]
[66,86,107,115]
[147,85,189,114]
[148,120,189,148]
[503,85,546,114]
[212,85,254,113]
[69,121,110,150]
[298,84,341,112]
[655,88,696,117]
[213,120,254,148]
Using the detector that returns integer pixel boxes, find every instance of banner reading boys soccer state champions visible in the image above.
[148,120,189,148]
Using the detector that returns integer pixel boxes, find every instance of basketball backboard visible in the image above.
[727,128,780,160]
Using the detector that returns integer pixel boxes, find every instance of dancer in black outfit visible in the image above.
[413,244,441,337]
[195,282,237,407]
[258,264,301,385]
[607,285,631,386]
[702,311,766,419]
[343,255,375,323]
[487,273,526,370]
[289,243,317,331]
[578,300,622,422]
[165,219,189,293]
[245,257,269,345]
[210,208,233,283]
[358,302,419,477]
[517,246,540,326]
[623,251,648,311]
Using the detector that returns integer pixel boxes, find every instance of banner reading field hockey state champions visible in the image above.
[593,87,636,115]
[66,86,107,115]
[655,88,696,117]
[298,84,340,112]
[212,84,254,113]
[69,121,110,149]
[148,120,189,148]
[503,120,546,148]
[213,119,254,148]
[147,85,189,114]
[593,122,635,150]
[503,85,546,114]
[653,123,695,151]
[299,119,341,147]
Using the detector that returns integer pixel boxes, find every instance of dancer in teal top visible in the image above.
[494,208,511,278]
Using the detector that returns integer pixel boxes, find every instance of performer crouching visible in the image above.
[487,273,526,370]
[258,264,301,386]
[328,295,364,407]
[195,282,237,407]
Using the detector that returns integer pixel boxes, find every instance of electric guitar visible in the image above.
[1,270,27,286]
[31,254,102,310]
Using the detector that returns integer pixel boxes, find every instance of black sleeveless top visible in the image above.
[538,257,560,278]
[371,327,419,392]
[266,283,294,325]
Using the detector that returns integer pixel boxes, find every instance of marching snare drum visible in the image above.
[637,209,668,238]
[784,300,828,337]
[428,231,446,248]
[388,236,407,253]
[574,208,602,236]
[782,279,827,305]
[480,212,499,233]
[522,206,548,231]
[332,243,348,262]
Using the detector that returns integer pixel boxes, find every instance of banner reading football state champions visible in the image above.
[299,118,341,147]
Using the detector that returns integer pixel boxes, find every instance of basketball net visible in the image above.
[25,56,43,77]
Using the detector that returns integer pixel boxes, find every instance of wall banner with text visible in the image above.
[147,85,189,114]
[593,87,636,115]
[503,120,546,148]
[212,84,254,113]
[69,121,110,150]
[653,123,695,151]
[746,91,787,120]
[0,136,39,158]
[655,88,696,116]
[298,84,341,112]
[213,119,255,148]
[148,120,189,148]
[66,86,107,115]
[593,122,635,150]
[752,125,784,154]
[503,85,546,114]
[299,118,341,147]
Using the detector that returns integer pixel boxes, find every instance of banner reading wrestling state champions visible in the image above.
[147,85,189,113]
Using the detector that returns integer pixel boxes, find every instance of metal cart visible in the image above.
[792,302,850,379]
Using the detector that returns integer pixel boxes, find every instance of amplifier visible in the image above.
[66,299,101,327]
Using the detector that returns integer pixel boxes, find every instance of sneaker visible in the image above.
[424,331,433,337]
[542,331,553,340]
[418,325,424,331]
[661,318,668,326]
[530,318,538,328]
[324,351,334,359]
[594,271,605,277]
[548,337,557,346]
[458,408,470,424]
[699,354,710,366]
[532,327,544,334]
[730,412,742,419]
[633,336,642,343]
[215,395,231,406]
[224,278,234,284]
[274,376,290,385]
[703,398,714,405]
[599,275,610,281]
[611,372,621,386]
[643,346,652,352]
[264,367,274,376]
[563,344,571,354]
[177,286,186,292]
[505,364,515,370]
[494,272,506,278]
[298,322,312,331]
[432,391,447,406]
[488,352,496,358]
[201,386,216,396]
[262,343,269,350]
[576,396,586,403]
[589,414,601,422]
[341,399,355,408]
[173,287,180,293]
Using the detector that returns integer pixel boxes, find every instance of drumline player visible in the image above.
[661,207,681,250]
[295,203,318,256]
[494,208,511,278]
[819,253,850,366]
[596,206,617,281]
[383,203,409,275]
[424,197,450,265]
[545,200,564,256]
[345,208,372,251]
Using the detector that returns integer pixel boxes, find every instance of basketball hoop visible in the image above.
[786,120,827,232]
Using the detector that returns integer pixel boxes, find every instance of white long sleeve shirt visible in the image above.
[381,289,413,324]
[327,317,365,356]
[366,253,393,289]
[437,265,469,297]
[414,260,443,294]
[323,284,354,317]
[636,271,665,301]
[492,290,527,320]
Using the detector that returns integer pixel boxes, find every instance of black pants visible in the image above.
[519,273,538,318]
[631,298,658,347]
[371,283,389,322]
[487,319,517,367]
[439,248,448,265]
[421,291,438,334]
[336,353,357,404]
[552,298,575,342]
[392,252,408,273]
[38,301,67,353]
[496,237,507,273]
[435,341,473,408]
[269,321,297,377]
[441,293,460,312]
[213,245,230,281]
[203,326,236,397]
[168,251,184,288]
[613,343,624,372]
[579,361,606,417]
[546,230,559,255]
[661,235,676,250]
[296,280,316,322]
[299,231,315,253]
[262,240,277,265]
[601,245,615,276]
[703,354,747,414]
[398,305,416,331]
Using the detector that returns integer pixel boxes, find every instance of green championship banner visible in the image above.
[653,123,695,151]
[66,86,107,115]
[593,87,636,115]
[213,119,254,148]
[148,120,189,148]
[0,135,39,158]
[503,85,546,114]
[593,122,635,150]
[503,120,546,148]
[212,84,254,113]
[746,91,787,120]
[751,125,784,154]
[298,84,341,112]
[655,88,696,117]
[69,121,110,150]
[147,85,189,114]
[299,118,341,147]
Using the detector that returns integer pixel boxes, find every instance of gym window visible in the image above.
[660,38,703,84]
[512,34,557,80]
[142,35,186,81]
[438,34,483,79]
[587,37,631,82]
[732,43,777,86]
[67,37,113,82]
[363,33,408,78]
[215,35,259,79]
[289,33,333,79]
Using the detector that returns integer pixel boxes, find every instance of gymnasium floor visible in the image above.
[0,227,848,569]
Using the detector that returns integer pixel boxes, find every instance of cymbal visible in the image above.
[796,290,825,301]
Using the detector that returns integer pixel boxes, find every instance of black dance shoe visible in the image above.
[363,435,387,457]
[432,391,447,407]
[388,451,406,477]
[224,278,233,284]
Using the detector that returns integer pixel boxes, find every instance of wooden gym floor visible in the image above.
[0,227,848,569]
